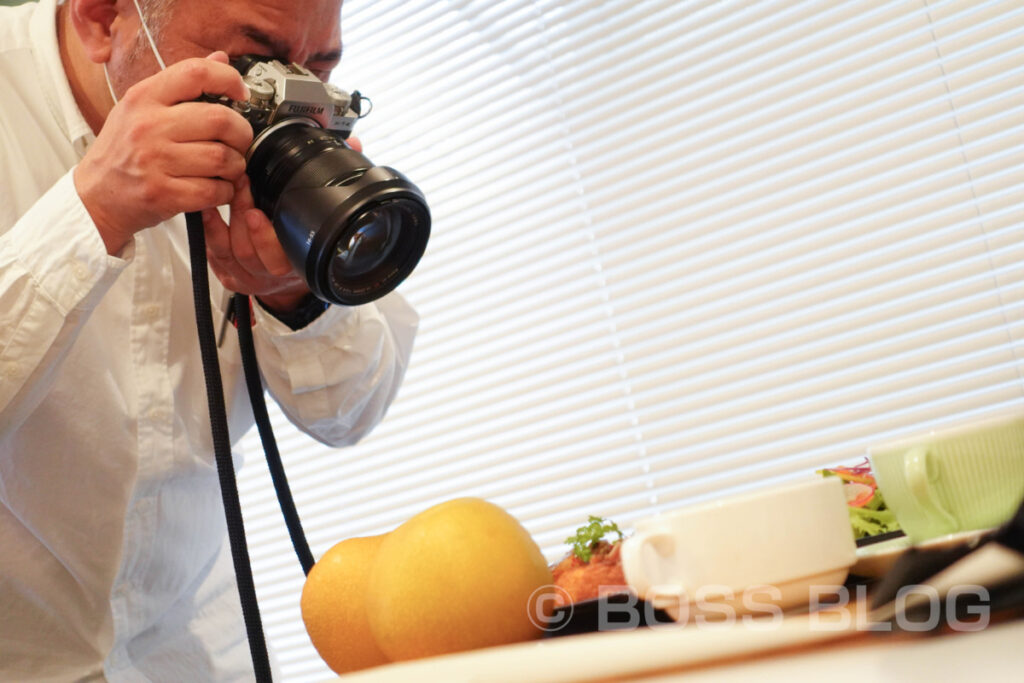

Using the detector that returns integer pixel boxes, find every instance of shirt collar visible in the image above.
[31,0,96,158]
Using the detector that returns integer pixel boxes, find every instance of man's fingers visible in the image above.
[245,210,295,278]
[228,204,262,276]
[205,206,298,293]
[165,103,253,152]
[202,201,307,299]
[227,178,293,277]
[229,173,257,214]
[164,176,235,215]
[206,50,230,65]
[202,207,233,261]
[144,55,249,107]
[164,142,247,182]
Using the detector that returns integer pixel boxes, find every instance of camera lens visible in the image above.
[246,121,430,306]
[336,205,396,276]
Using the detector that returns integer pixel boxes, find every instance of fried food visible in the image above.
[550,540,629,607]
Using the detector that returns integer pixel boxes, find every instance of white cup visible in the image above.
[621,477,856,622]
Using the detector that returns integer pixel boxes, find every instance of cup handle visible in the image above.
[621,529,686,607]
[904,445,958,534]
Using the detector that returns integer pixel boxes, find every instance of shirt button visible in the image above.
[144,304,160,322]
[73,264,88,281]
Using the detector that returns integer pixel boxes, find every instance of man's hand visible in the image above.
[201,174,309,310]
[202,136,364,311]
[74,52,252,255]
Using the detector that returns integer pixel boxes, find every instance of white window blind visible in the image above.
[236,1,1024,680]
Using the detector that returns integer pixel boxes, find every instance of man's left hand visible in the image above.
[202,137,363,312]
[202,173,307,311]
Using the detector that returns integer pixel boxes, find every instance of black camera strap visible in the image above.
[185,210,316,682]
[233,291,317,575]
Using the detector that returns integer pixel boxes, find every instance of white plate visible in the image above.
[334,605,861,683]
[851,528,994,578]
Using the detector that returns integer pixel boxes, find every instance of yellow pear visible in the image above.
[301,535,391,674]
[366,497,554,662]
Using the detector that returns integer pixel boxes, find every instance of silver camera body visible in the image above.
[224,58,362,151]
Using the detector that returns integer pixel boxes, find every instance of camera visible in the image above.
[213,56,430,306]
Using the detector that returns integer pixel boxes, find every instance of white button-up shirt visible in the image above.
[0,1,418,680]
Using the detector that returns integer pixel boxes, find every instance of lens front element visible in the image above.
[335,205,398,277]
[325,198,427,303]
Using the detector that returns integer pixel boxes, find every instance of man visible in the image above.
[0,0,417,679]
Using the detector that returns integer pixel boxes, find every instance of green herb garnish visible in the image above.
[565,515,623,562]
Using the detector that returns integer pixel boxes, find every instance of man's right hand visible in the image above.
[74,52,253,255]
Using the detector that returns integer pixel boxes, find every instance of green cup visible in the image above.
[868,415,1024,543]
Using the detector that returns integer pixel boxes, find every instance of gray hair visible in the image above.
[135,0,175,43]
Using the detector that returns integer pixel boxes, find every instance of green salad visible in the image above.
[819,459,901,539]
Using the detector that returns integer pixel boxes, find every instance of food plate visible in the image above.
[546,593,673,637]
[850,528,995,579]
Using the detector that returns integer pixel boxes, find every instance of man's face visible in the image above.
[110,0,344,90]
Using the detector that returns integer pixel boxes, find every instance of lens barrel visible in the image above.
[246,122,430,306]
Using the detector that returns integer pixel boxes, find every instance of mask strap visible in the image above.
[132,0,167,70]
[107,0,167,105]
[103,63,119,105]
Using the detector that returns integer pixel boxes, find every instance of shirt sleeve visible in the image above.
[0,169,132,430]
[249,290,419,447]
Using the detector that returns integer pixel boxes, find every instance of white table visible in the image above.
[333,607,1024,682]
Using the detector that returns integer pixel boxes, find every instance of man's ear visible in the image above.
[67,0,121,64]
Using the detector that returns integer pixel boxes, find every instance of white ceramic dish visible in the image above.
[655,567,852,622]
[621,477,857,620]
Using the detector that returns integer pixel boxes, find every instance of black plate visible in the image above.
[544,592,674,638]
[855,530,907,547]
